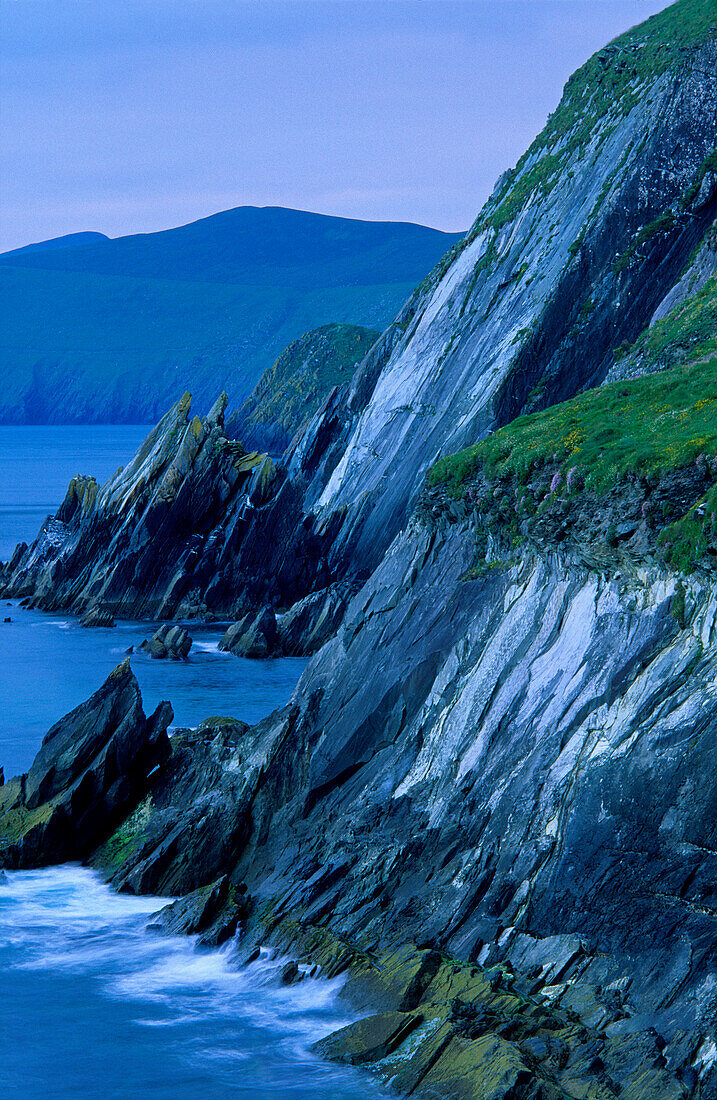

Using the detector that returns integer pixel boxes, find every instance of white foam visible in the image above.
[1,865,362,1057]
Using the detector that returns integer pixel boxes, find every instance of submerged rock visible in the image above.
[0,660,171,869]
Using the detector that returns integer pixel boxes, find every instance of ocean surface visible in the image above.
[1,427,384,1099]
[0,424,152,561]
[0,601,308,781]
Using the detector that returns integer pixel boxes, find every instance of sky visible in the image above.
[1,0,674,251]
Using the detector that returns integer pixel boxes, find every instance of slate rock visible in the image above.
[79,606,116,628]
[0,659,171,868]
[219,606,277,658]
[141,623,192,660]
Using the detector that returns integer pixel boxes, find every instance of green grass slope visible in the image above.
[430,253,717,577]
[0,207,462,424]
[227,323,380,455]
[430,355,717,574]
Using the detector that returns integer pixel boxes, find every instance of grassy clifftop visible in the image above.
[430,354,717,573]
[479,0,717,235]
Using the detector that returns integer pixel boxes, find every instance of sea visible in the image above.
[0,427,385,1099]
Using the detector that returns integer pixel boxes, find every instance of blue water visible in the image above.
[0,424,152,561]
[0,866,383,1098]
[0,600,307,781]
[1,427,383,1099]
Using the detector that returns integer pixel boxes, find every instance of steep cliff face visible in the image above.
[309,8,717,575]
[4,2,715,626]
[76,507,717,1096]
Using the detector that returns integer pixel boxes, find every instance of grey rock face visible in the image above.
[302,42,717,579]
[99,513,717,1093]
[0,660,172,868]
[94,710,296,898]
[219,606,277,658]
[276,580,360,656]
[141,623,192,659]
[79,606,116,628]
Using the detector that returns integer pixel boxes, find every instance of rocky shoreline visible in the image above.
[4,497,717,1096]
[3,8,717,1095]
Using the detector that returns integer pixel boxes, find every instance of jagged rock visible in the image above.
[97,509,717,1094]
[280,961,303,986]
[140,623,192,660]
[0,660,171,868]
[79,606,116,628]
[57,475,99,524]
[149,875,235,936]
[277,581,357,656]
[90,710,275,897]
[314,1011,423,1065]
[219,606,276,658]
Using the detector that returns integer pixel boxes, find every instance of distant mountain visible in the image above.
[0,207,462,424]
[226,322,380,456]
[3,232,110,256]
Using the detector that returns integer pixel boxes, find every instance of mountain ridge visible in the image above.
[3,3,717,1096]
[0,207,462,425]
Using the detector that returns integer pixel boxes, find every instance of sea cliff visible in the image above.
[2,3,717,1095]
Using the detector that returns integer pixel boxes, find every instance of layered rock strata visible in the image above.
[77,506,717,1097]
[3,12,716,629]
[0,660,171,868]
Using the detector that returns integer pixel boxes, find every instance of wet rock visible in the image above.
[0,660,171,868]
[150,875,233,936]
[314,1011,423,1065]
[90,708,283,897]
[280,961,303,986]
[79,606,116,628]
[219,606,276,658]
[150,870,250,948]
[141,623,192,660]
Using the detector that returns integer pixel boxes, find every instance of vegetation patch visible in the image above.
[475,0,716,234]
[614,274,717,377]
[227,323,379,454]
[93,796,153,872]
[429,357,717,572]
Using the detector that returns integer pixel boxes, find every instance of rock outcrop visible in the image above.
[79,605,116,628]
[219,607,277,658]
[276,579,361,657]
[0,660,171,868]
[141,623,192,659]
[3,5,716,633]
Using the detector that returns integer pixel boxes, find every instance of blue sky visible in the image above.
[1,0,673,250]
